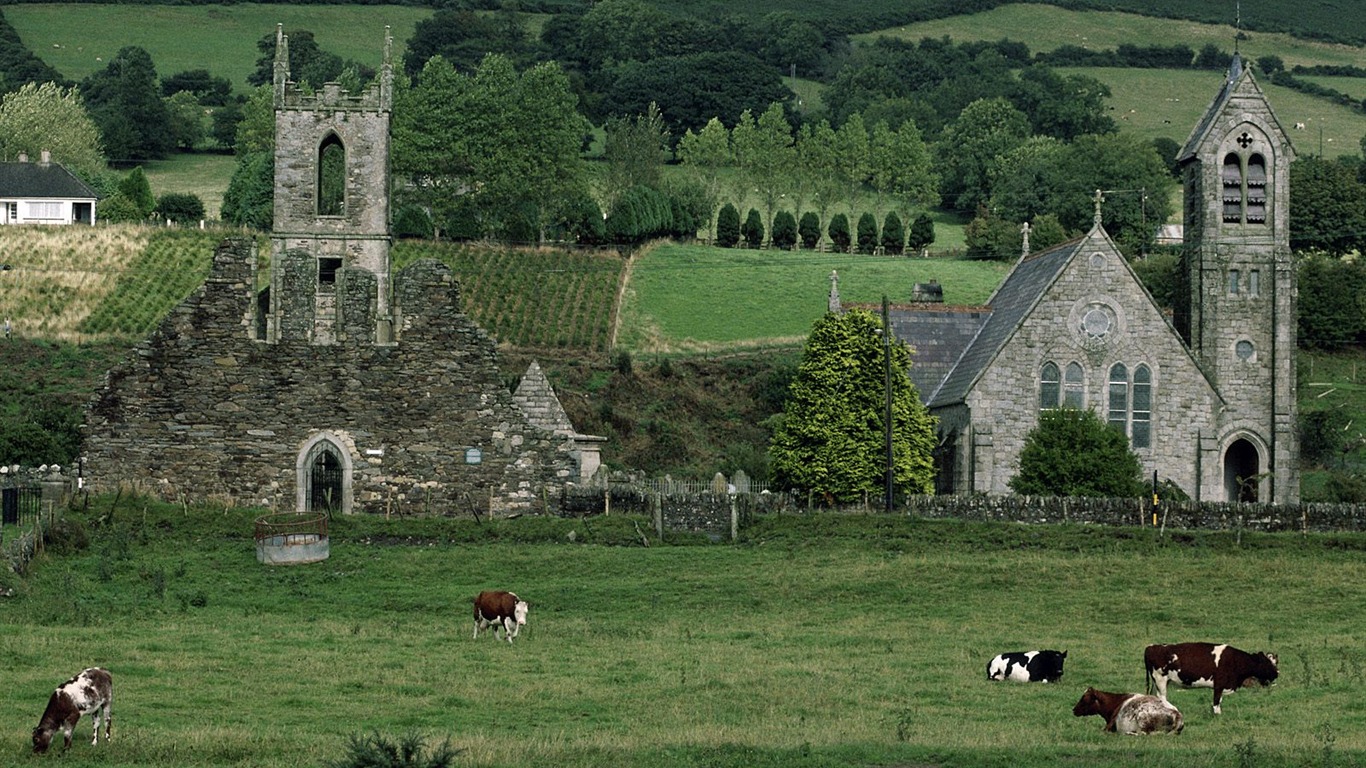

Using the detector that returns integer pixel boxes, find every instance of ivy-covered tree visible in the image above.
[770,309,937,502]
[715,202,740,248]
[828,212,851,252]
[856,211,878,254]
[742,207,764,248]
[770,210,797,250]
[1009,407,1144,498]
[798,211,821,249]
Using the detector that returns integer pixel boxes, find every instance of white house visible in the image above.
[0,151,98,225]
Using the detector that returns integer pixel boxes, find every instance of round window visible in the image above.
[1236,340,1254,360]
[1082,307,1111,338]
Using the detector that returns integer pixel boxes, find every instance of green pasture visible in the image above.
[1069,68,1366,159]
[862,4,1366,71]
[138,154,238,220]
[1,505,1364,767]
[616,243,1008,353]
[4,3,431,89]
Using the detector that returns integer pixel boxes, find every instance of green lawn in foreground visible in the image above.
[1,506,1363,767]
[617,243,1009,353]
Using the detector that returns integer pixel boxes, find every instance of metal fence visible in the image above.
[1,485,42,529]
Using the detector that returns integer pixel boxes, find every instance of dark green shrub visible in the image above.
[881,211,905,255]
[155,192,205,224]
[798,211,821,249]
[662,177,709,240]
[770,210,797,250]
[555,191,605,245]
[716,203,741,248]
[393,204,434,239]
[325,732,459,768]
[828,213,851,252]
[856,212,878,254]
[908,212,936,255]
[606,185,673,244]
[742,208,765,248]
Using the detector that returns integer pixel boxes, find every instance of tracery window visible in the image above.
[1108,363,1128,432]
[1040,362,1060,412]
[1107,362,1154,448]
[1063,362,1084,408]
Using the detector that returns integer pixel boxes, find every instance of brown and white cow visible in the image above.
[32,667,113,753]
[473,590,528,644]
[1145,642,1278,714]
[1073,687,1184,735]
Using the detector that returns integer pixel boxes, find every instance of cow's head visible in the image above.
[32,726,54,754]
[1072,687,1106,718]
[513,599,529,626]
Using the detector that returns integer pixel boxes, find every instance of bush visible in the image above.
[798,211,821,249]
[828,213,851,252]
[605,185,674,245]
[555,191,605,245]
[393,204,434,239]
[770,210,797,250]
[715,203,740,248]
[856,212,878,254]
[661,177,709,240]
[325,732,459,768]
[155,192,205,224]
[742,208,764,249]
[907,212,935,255]
[881,211,904,255]
[96,193,144,224]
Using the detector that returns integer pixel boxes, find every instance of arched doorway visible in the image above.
[1223,438,1261,502]
[296,434,352,514]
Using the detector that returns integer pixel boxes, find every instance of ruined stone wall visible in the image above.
[83,239,575,516]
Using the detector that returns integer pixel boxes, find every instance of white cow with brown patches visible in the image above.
[32,667,113,753]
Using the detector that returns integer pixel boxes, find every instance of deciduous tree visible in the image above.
[0,81,105,184]
[935,97,1030,212]
[770,309,937,502]
[81,46,173,162]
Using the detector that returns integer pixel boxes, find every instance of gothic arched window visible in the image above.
[318,133,346,217]
[1107,363,1128,433]
[1063,362,1084,408]
[1221,140,1269,226]
[1040,362,1060,412]
[1132,364,1152,449]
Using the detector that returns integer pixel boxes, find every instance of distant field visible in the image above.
[617,243,1009,353]
[1063,68,1366,159]
[139,153,238,219]
[861,4,1366,70]
[4,3,431,89]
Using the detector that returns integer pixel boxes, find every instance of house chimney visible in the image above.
[40,149,51,165]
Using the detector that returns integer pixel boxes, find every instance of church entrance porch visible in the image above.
[1223,438,1261,502]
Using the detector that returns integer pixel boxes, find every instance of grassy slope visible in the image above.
[4,3,430,90]
[1,506,1363,767]
[138,154,238,220]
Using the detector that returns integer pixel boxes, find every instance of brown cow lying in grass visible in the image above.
[1073,687,1183,735]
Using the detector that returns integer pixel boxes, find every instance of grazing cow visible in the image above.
[473,590,528,644]
[1073,687,1184,735]
[1145,642,1278,715]
[986,650,1067,683]
[32,667,113,754]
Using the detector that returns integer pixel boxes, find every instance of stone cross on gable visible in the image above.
[1093,189,1105,228]
[1020,221,1031,258]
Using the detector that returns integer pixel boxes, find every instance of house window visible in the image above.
[1132,364,1152,449]
[1063,362,1084,408]
[26,201,61,220]
[1108,363,1128,433]
[318,133,346,217]
[6,202,16,221]
[1040,362,1061,411]
[1249,270,1260,296]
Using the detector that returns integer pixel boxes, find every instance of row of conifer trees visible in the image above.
[714,204,936,254]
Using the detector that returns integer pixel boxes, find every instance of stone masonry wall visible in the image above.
[83,239,575,516]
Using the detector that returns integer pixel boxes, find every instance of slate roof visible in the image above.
[0,161,98,200]
[850,303,990,398]
[924,237,1084,408]
[1177,55,1294,165]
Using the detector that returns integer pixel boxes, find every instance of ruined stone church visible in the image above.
[83,28,600,515]
[841,55,1298,503]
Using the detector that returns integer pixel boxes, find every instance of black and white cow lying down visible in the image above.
[32,667,113,754]
[986,650,1067,683]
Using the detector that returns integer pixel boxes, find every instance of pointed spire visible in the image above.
[272,24,290,105]
[380,25,393,112]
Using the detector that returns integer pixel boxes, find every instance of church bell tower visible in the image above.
[1176,54,1298,503]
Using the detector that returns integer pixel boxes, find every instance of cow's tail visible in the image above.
[1143,659,1154,695]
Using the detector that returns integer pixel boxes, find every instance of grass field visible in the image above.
[4,3,430,90]
[1,504,1363,767]
[617,243,1009,353]
[138,154,238,220]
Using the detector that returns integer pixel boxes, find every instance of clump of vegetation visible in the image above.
[326,732,459,768]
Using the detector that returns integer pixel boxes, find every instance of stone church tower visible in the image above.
[1176,54,1298,503]
[267,24,395,345]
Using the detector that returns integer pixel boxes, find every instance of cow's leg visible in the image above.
[1212,688,1224,715]
[503,616,515,644]
[91,707,102,746]
[1151,673,1168,701]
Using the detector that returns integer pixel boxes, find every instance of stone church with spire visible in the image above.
[836,55,1298,504]
[83,27,601,515]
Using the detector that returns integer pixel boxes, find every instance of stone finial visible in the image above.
[380,26,393,112]
[828,270,841,313]
[1020,221,1031,258]
[1093,189,1104,228]
[272,24,289,103]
